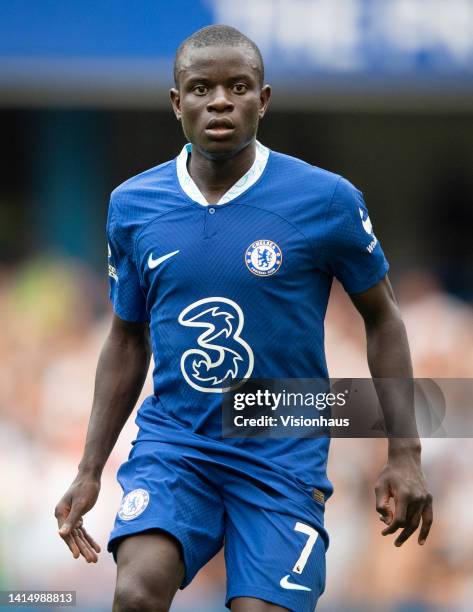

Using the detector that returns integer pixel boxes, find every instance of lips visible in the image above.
[206,117,235,130]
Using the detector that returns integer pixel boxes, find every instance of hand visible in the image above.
[374,451,433,547]
[55,476,101,563]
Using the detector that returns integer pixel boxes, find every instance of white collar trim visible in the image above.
[176,141,269,206]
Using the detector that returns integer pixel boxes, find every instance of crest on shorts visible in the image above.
[118,488,149,521]
[245,240,282,276]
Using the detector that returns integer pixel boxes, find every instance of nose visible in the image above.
[207,86,234,113]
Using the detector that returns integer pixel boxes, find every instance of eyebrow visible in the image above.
[184,73,256,86]
[228,74,255,82]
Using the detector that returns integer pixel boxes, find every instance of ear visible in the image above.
[258,85,272,119]
[170,88,182,121]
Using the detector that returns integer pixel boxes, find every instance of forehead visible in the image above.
[178,45,260,82]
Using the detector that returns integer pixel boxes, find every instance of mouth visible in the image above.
[205,117,236,140]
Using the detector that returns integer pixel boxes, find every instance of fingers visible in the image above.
[56,506,100,561]
[418,497,433,545]
[55,501,81,559]
[381,492,433,546]
[80,525,101,553]
[59,526,100,562]
[375,483,393,526]
[394,502,423,547]
[73,528,99,563]
[62,532,81,559]
[382,494,408,536]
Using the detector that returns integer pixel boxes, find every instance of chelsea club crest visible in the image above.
[245,240,282,277]
[118,488,150,521]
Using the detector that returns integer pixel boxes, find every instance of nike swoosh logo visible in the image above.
[148,249,180,270]
[279,575,311,592]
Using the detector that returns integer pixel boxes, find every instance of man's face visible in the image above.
[170,45,271,159]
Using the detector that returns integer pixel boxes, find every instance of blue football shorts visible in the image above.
[108,440,328,612]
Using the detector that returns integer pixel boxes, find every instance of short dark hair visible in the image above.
[173,24,264,88]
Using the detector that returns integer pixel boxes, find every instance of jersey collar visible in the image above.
[176,140,269,207]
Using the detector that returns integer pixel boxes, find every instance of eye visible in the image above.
[233,83,248,94]
[192,85,208,96]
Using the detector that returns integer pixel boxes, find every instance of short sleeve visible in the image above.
[106,198,148,322]
[321,177,389,294]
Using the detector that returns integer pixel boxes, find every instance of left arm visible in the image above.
[350,275,433,547]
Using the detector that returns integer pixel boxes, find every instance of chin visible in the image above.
[197,138,251,161]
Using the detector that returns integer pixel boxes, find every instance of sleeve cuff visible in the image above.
[343,260,390,295]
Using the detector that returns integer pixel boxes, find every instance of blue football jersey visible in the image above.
[106,141,389,499]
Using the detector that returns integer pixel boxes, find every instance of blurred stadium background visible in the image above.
[1,1,473,610]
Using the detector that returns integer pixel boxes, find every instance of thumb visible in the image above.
[375,484,393,524]
[59,505,83,536]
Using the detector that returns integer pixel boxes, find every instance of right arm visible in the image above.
[54,313,151,562]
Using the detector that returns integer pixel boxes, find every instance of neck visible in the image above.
[187,139,256,203]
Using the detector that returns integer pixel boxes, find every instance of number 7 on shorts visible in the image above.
[293,522,319,574]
